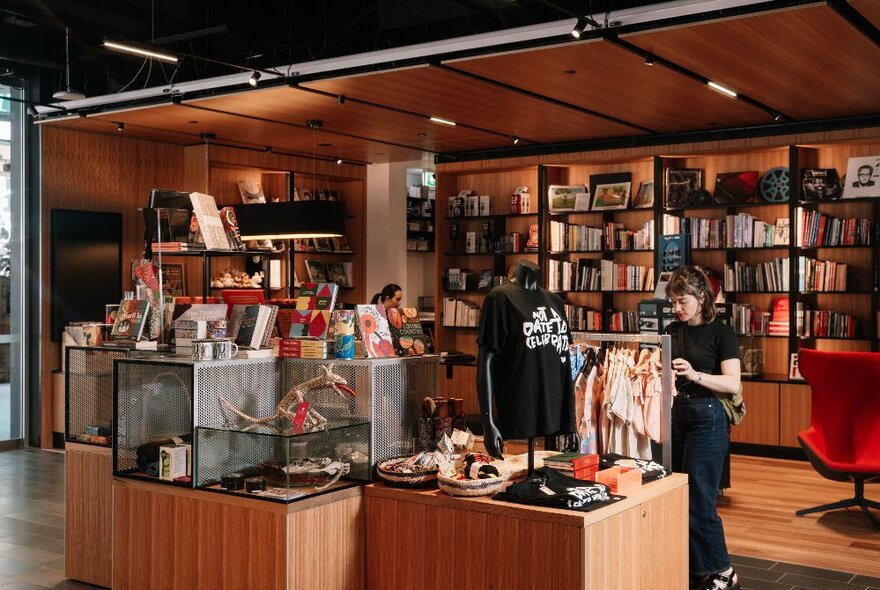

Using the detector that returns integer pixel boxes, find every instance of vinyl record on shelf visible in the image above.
[759,167,790,202]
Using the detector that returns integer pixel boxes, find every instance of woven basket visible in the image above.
[375,456,439,488]
[437,474,507,497]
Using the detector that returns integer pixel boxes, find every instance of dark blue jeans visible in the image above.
[672,395,731,577]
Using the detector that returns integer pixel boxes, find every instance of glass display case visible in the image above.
[113,357,277,486]
[279,356,438,465]
[194,417,371,503]
[66,346,130,446]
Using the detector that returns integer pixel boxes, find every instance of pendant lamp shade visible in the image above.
[233,201,346,240]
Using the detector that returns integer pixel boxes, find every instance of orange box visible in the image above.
[573,465,598,480]
[595,466,642,494]
[570,454,599,470]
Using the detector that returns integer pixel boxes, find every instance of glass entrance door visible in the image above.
[0,86,23,442]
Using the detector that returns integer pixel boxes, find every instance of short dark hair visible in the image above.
[371,283,401,305]
[858,164,873,175]
[666,266,716,323]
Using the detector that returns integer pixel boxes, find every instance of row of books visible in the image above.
[442,298,480,327]
[716,302,771,336]
[598,260,654,292]
[723,257,790,292]
[795,208,872,247]
[607,310,638,333]
[798,257,848,292]
[797,307,857,339]
[563,305,603,332]
[548,220,653,253]
[547,259,600,292]
[663,213,787,249]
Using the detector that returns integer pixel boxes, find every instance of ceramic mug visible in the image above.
[207,319,227,339]
[212,338,239,360]
[191,339,214,361]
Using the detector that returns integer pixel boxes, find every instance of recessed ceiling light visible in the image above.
[429,116,456,127]
[707,81,737,98]
[564,69,576,75]
[188,120,198,124]
[318,142,333,147]
[377,152,385,156]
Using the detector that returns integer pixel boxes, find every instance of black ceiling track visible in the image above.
[434,112,880,164]
[827,0,880,49]
[432,62,657,134]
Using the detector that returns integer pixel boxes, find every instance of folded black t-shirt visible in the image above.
[495,468,623,512]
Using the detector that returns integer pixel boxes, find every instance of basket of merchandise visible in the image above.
[437,453,507,497]
[375,453,439,488]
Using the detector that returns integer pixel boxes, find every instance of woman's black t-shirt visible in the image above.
[665,319,740,396]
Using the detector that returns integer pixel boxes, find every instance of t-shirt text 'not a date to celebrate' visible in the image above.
[522,306,570,354]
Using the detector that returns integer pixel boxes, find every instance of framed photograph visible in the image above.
[305,260,328,283]
[801,169,842,201]
[633,181,654,209]
[160,263,185,297]
[842,155,880,199]
[789,353,805,381]
[237,180,266,204]
[313,238,333,252]
[591,182,631,210]
[547,185,587,213]
[332,235,351,252]
[665,168,702,209]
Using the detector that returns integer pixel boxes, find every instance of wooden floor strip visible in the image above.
[720,455,880,578]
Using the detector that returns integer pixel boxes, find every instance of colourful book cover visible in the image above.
[287,310,331,339]
[355,305,397,358]
[111,299,151,341]
[296,283,338,311]
[333,310,356,336]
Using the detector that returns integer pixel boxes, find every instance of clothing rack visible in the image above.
[571,332,674,472]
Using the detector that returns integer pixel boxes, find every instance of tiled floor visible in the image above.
[0,448,876,589]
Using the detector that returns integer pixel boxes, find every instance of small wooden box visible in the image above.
[595,466,643,494]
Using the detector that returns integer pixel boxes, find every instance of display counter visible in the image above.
[365,473,688,590]
[112,477,364,590]
[65,442,113,587]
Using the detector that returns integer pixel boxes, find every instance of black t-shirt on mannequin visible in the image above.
[477,260,575,458]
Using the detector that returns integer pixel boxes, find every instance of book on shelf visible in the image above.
[150,241,202,252]
[235,304,279,350]
[236,348,275,359]
[189,192,232,250]
[525,224,539,251]
[218,206,246,251]
[305,259,328,283]
[773,218,790,246]
[442,297,480,327]
[111,299,151,341]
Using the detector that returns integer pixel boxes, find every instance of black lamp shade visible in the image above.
[233,201,346,240]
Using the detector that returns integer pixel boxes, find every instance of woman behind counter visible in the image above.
[665,266,742,590]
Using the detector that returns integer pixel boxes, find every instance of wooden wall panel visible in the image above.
[65,445,112,587]
[731,381,779,446]
[40,127,187,448]
[288,494,364,590]
[779,383,811,448]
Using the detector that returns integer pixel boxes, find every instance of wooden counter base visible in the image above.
[365,473,688,590]
[65,442,113,588]
[112,478,365,590]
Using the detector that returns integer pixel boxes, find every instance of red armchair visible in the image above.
[796,348,880,530]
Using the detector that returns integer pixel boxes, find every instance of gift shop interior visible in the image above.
[2,0,880,588]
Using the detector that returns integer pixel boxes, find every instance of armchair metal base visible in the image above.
[796,479,880,531]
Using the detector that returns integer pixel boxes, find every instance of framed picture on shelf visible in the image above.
[313,238,333,252]
[326,262,347,286]
[632,181,654,209]
[160,263,185,297]
[665,168,702,209]
[801,169,842,201]
[237,180,266,204]
[842,155,880,199]
[547,185,587,213]
[591,182,631,210]
[713,171,759,205]
[332,235,351,252]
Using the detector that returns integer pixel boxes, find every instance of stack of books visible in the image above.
[543,452,599,480]
[767,297,790,336]
[279,283,338,358]
[278,338,332,359]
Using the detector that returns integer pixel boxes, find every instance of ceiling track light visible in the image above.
[117,122,125,131]
[335,157,343,165]
[644,54,654,66]
[248,71,260,87]
[103,40,178,64]
[509,135,520,145]
[571,16,589,38]
[707,81,737,99]
[429,116,456,127]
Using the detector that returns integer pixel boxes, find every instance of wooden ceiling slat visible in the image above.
[624,4,880,122]
[446,38,767,133]
[41,115,198,146]
[300,64,640,143]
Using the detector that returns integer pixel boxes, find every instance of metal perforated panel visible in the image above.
[114,360,194,474]
[194,359,278,428]
[65,347,127,446]
[279,356,439,466]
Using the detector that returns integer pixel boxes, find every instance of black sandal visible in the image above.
[699,568,740,590]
